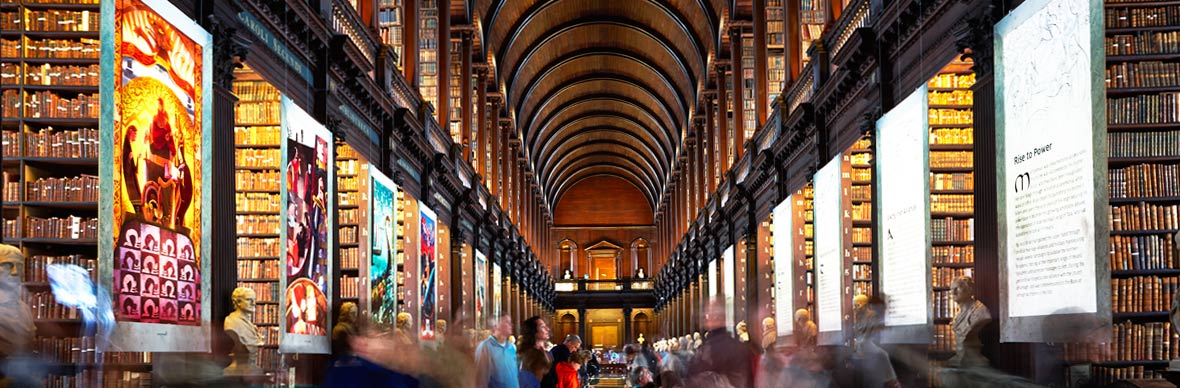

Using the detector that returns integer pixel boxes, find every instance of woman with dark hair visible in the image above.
[517,316,551,353]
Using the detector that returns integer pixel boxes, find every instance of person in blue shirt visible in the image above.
[517,347,550,388]
[476,315,519,388]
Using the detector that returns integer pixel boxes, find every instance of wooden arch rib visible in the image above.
[536,126,665,184]
[543,140,662,194]
[546,152,659,205]
[513,52,690,132]
[530,97,674,164]
[520,76,680,150]
[551,166,657,211]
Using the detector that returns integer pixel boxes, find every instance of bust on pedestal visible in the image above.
[224,287,265,377]
[794,309,817,348]
[948,276,991,368]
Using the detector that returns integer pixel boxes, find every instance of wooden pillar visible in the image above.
[476,69,489,179]
[785,0,802,80]
[437,1,450,127]
[705,92,719,193]
[753,0,769,125]
[403,0,418,87]
[731,29,747,161]
[717,64,731,174]
[460,31,473,162]
[206,17,242,359]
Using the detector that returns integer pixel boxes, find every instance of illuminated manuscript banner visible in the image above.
[419,206,438,341]
[369,166,398,324]
[475,251,487,330]
[492,262,502,319]
[771,199,793,338]
[101,0,213,352]
[279,97,334,354]
[813,155,844,346]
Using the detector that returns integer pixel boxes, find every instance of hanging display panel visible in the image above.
[419,206,438,341]
[102,0,213,352]
[876,85,934,343]
[278,96,334,354]
[772,199,793,338]
[722,245,736,330]
[813,155,844,345]
[476,251,487,330]
[493,262,502,319]
[370,166,398,324]
[995,0,1110,342]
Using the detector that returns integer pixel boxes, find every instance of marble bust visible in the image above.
[948,276,991,368]
[736,321,749,342]
[761,317,777,350]
[0,244,34,357]
[794,309,817,348]
[224,287,264,376]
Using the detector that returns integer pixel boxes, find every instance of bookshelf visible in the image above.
[741,33,757,138]
[394,186,411,315]
[1056,1,1180,384]
[336,144,365,306]
[231,66,283,375]
[377,0,404,69]
[767,0,786,108]
[847,136,874,298]
[800,185,816,317]
[1,1,149,386]
[448,38,462,144]
[418,0,439,117]
[925,61,977,363]
[801,0,826,67]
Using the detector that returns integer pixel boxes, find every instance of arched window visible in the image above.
[558,239,578,277]
[631,238,651,279]
[633,312,651,342]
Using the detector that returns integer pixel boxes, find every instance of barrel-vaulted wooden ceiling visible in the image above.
[475,0,727,214]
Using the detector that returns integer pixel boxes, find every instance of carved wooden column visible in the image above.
[705,91,718,193]
[754,0,769,125]
[716,64,732,174]
[459,30,473,162]
[403,0,418,87]
[476,68,489,179]
[436,1,450,128]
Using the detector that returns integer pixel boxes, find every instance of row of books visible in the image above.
[933,245,975,264]
[233,125,281,146]
[340,226,358,244]
[851,203,871,221]
[933,267,974,288]
[24,215,96,240]
[929,128,974,145]
[1106,91,1180,125]
[851,227,871,244]
[253,304,279,325]
[1108,163,1179,198]
[1111,275,1177,313]
[235,281,278,303]
[933,290,963,320]
[340,247,360,270]
[26,62,98,87]
[237,258,278,280]
[236,237,279,258]
[932,217,974,242]
[234,100,280,124]
[852,263,871,281]
[1089,366,1160,387]
[1105,7,1180,29]
[338,159,361,174]
[232,81,280,103]
[31,336,93,363]
[3,218,18,239]
[851,167,871,181]
[25,174,98,202]
[1106,31,1180,56]
[23,127,100,158]
[1109,202,1179,230]
[928,90,973,106]
[20,9,100,32]
[928,109,972,125]
[852,246,870,263]
[234,193,280,213]
[931,172,973,191]
[340,192,361,208]
[1111,233,1176,271]
[339,208,360,225]
[235,171,280,192]
[1065,321,1178,363]
[1106,61,1180,89]
[927,73,976,89]
[3,180,20,202]
[23,254,94,283]
[849,152,872,165]
[337,145,359,160]
[338,176,360,192]
[930,151,973,168]
[340,275,361,299]
[235,149,281,168]
[235,215,278,235]
[19,37,100,59]
[26,290,81,319]
[931,194,974,213]
[931,324,955,353]
[21,91,100,119]
[1107,130,1180,158]
[850,185,871,202]
[1,131,17,155]
[44,372,151,388]
[853,282,873,298]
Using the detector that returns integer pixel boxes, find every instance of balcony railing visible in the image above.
[555,278,654,292]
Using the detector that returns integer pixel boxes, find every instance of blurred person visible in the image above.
[544,334,581,388]
[685,371,734,388]
[623,344,650,386]
[582,349,601,387]
[476,315,519,388]
[853,295,898,388]
[518,347,550,388]
[555,350,589,388]
[322,317,421,387]
[421,316,476,388]
[688,298,753,388]
[658,336,691,388]
[691,332,701,350]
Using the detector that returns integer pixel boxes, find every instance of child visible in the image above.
[556,350,590,388]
